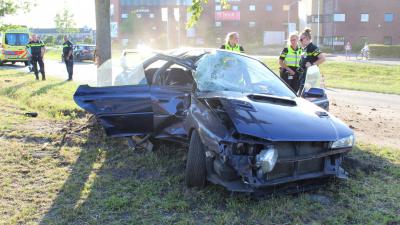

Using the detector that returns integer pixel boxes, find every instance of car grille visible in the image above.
[264,142,329,180]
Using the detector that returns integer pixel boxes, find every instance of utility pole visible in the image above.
[317,0,320,45]
[95,0,112,86]
[95,0,111,67]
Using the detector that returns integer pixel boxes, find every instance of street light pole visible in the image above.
[317,0,320,45]
[286,0,300,38]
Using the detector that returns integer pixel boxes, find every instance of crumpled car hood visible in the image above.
[199,92,353,142]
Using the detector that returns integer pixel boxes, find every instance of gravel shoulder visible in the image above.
[327,88,400,149]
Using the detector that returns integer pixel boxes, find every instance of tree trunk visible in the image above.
[95,0,112,86]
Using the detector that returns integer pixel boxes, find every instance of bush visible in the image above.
[44,36,55,46]
[369,44,400,58]
[84,37,93,44]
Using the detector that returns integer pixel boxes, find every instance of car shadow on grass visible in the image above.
[29,81,67,97]
[39,123,400,224]
[0,81,36,97]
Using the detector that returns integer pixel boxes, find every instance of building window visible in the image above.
[384,13,394,22]
[265,4,272,11]
[360,13,369,22]
[215,5,221,11]
[215,21,221,27]
[121,13,128,19]
[249,21,256,27]
[136,14,142,18]
[249,5,256,11]
[333,36,345,45]
[232,5,239,11]
[149,13,155,18]
[384,36,392,45]
[333,13,345,22]
[322,36,332,45]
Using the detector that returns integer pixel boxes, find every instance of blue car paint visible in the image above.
[73,48,354,192]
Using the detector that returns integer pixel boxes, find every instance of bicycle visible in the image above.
[356,49,369,60]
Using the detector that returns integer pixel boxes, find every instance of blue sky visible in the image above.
[2,0,96,29]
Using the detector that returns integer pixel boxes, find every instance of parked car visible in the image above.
[65,44,96,62]
[74,48,354,192]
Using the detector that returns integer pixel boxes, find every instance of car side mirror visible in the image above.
[303,88,325,98]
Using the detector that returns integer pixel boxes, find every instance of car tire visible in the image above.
[185,130,207,188]
[0,61,3,66]
[24,61,28,66]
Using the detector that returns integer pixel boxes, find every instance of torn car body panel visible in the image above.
[74,84,153,136]
[74,48,354,192]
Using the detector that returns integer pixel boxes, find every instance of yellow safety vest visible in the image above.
[224,43,241,53]
[284,45,302,68]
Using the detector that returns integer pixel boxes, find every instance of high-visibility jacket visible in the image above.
[224,43,242,53]
[284,45,302,68]
[26,41,45,56]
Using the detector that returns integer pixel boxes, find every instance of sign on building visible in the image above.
[161,8,168,22]
[215,11,240,21]
[110,22,118,38]
[288,23,296,34]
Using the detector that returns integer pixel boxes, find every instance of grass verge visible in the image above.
[0,70,80,119]
[0,69,399,224]
[262,59,400,95]
[45,47,63,61]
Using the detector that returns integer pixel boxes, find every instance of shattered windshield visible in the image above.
[194,51,296,98]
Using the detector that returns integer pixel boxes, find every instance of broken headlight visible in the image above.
[331,135,355,149]
[256,146,278,177]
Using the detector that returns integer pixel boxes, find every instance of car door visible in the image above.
[150,61,195,140]
[73,56,163,137]
[74,84,153,137]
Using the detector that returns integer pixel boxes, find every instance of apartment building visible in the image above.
[300,0,400,49]
[110,0,299,50]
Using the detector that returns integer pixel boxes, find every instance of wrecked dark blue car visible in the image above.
[74,49,354,192]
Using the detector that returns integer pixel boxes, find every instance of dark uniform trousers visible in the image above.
[280,67,301,93]
[32,55,45,80]
[64,57,73,80]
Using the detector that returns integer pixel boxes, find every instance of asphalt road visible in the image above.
[2,59,98,85]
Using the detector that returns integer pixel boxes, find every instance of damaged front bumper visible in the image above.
[206,139,352,193]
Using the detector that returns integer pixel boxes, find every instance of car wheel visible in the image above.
[24,61,28,66]
[185,130,207,188]
[0,61,3,66]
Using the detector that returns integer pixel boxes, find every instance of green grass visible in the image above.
[262,59,400,95]
[0,70,80,119]
[45,47,63,61]
[0,69,399,224]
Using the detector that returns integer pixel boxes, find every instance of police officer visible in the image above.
[26,34,45,80]
[62,35,74,81]
[220,32,244,53]
[298,28,325,94]
[279,31,302,93]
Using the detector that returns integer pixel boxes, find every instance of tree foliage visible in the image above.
[0,24,26,32]
[44,35,55,45]
[186,0,228,28]
[0,0,35,17]
[54,6,78,34]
